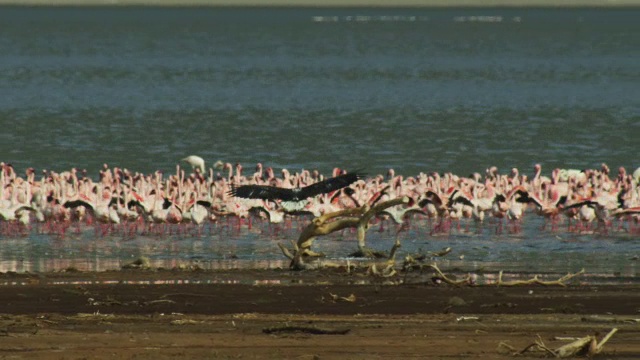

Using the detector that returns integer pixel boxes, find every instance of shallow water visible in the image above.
[0,6,639,277]
[1,215,638,283]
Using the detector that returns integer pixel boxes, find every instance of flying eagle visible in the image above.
[228,171,365,211]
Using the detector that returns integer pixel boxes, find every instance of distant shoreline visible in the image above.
[1,0,639,7]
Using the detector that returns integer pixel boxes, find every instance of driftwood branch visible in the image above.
[278,197,410,270]
[328,293,357,303]
[496,269,585,287]
[402,254,473,285]
[356,197,408,245]
[595,327,618,354]
[428,263,473,286]
[366,238,402,278]
[402,247,453,272]
[513,328,618,358]
[402,256,585,288]
[277,242,294,260]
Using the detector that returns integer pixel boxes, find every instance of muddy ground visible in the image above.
[1,269,639,359]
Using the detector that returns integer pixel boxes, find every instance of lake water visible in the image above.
[0,6,638,280]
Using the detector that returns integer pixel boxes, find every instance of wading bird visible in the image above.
[182,155,206,174]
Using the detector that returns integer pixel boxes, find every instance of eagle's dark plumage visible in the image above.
[228,171,365,202]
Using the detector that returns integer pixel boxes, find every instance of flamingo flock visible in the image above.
[1,159,640,238]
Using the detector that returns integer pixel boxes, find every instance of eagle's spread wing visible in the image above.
[298,171,365,199]
[563,200,600,211]
[228,185,297,202]
[63,199,94,210]
[229,171,365,202]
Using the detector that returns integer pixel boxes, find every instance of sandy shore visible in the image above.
[1,269,639,359]
[1,0,639,6]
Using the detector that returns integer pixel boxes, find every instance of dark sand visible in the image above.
[1,269,639,359]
